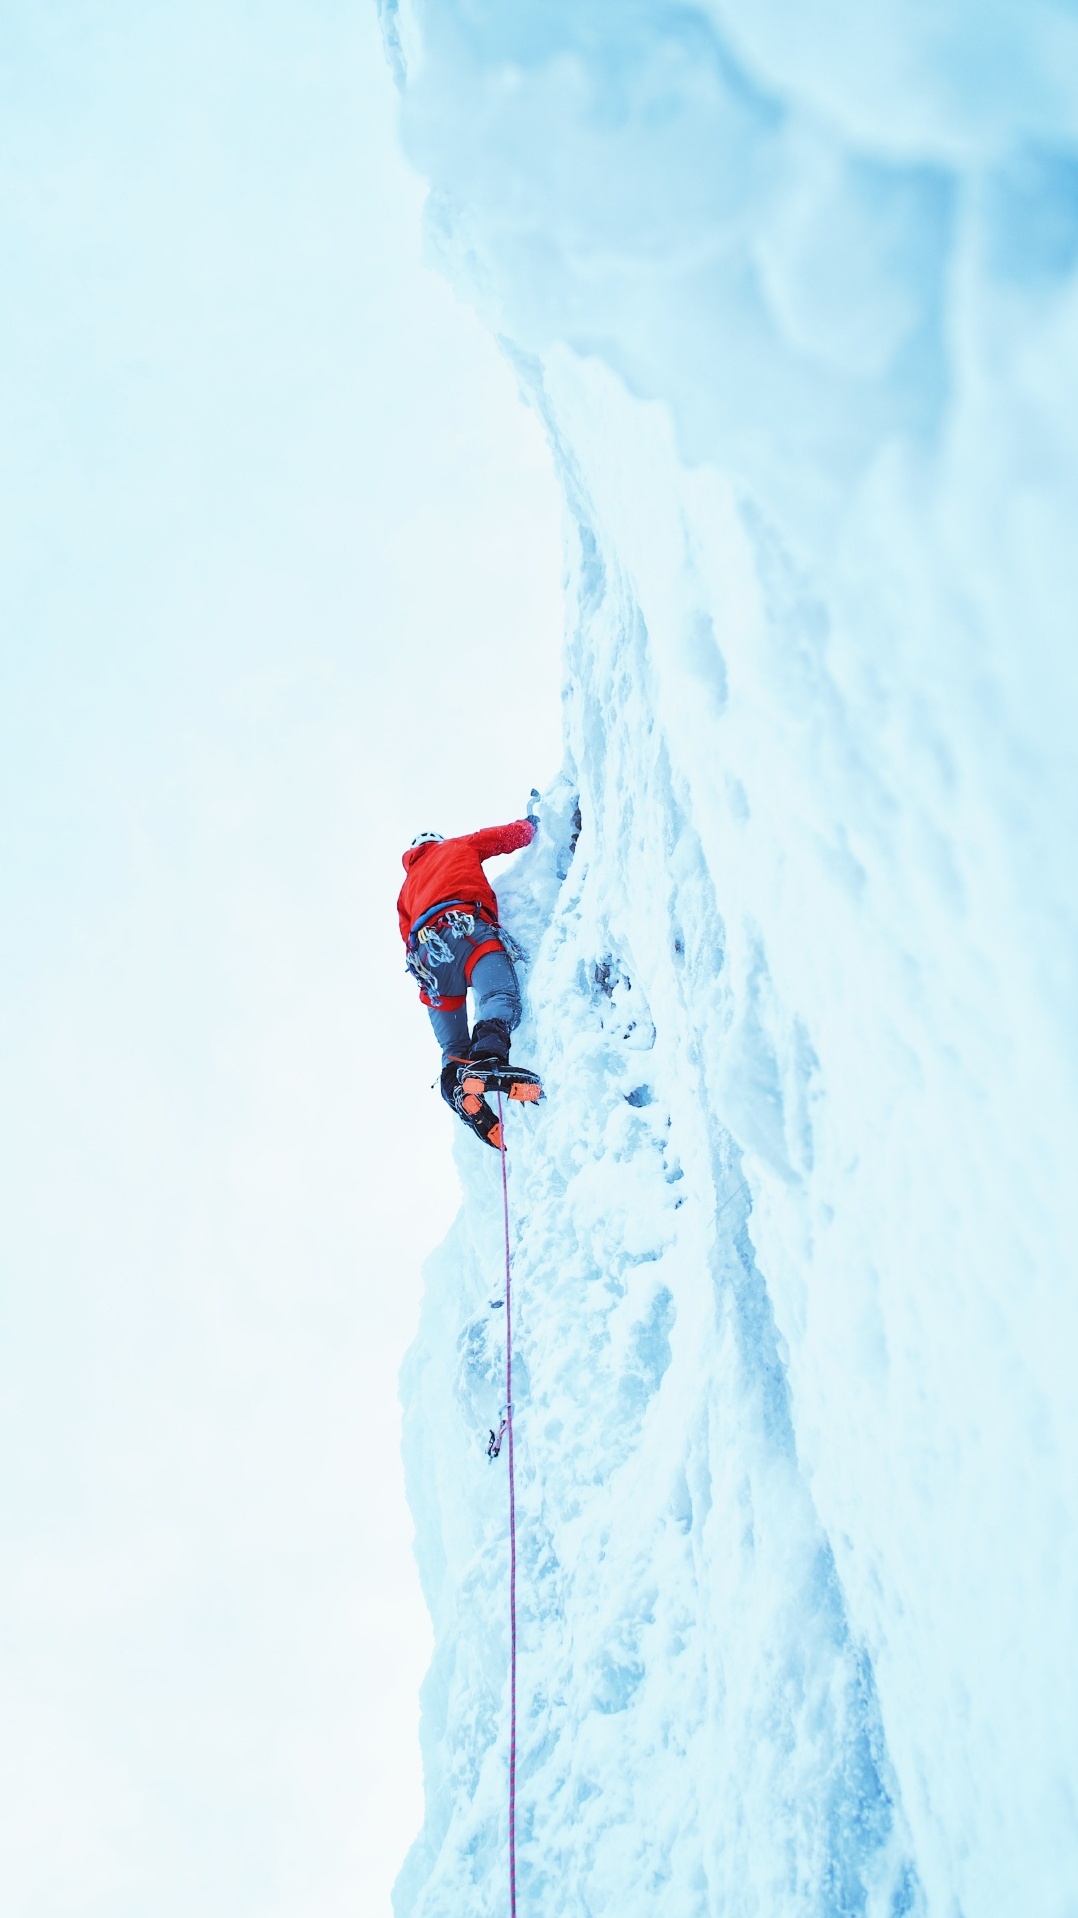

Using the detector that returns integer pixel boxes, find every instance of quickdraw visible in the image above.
[417,909,476,959]
[404,946,441,995]
[498,924,529,967]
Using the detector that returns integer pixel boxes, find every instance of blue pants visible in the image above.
[423,936,522,1065]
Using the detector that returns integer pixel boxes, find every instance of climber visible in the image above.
[398,811,542,1149]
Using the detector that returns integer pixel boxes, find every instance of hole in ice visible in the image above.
[625,1084,653,1106]
[593,957,618,998]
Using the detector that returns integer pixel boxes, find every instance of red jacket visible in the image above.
[397,820,536,943]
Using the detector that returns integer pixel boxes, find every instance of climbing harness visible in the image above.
[404,901,527,1009]
[494,1090,519,1918]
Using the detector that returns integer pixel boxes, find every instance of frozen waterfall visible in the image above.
[386,4,1078,1913]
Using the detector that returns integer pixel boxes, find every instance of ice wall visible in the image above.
[386,5,1078,1914]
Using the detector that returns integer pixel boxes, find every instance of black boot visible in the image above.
[458,1096,504,1151]
[440,1058,504,1150]
[469,1018,511,1066]
[440,1058,468,1108]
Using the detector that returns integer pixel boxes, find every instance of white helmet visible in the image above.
[409,831,445,848]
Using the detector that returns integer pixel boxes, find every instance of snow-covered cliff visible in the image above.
[385,5,1078,1913]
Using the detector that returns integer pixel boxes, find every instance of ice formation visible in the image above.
[384,4,1078,1913]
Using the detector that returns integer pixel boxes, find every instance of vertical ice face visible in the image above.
[388,5,1078,1915]
[398,630,919,1918]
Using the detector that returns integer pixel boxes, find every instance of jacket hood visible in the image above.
[402,841,437,873]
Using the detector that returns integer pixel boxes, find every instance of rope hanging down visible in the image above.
[496,1091,519,1918]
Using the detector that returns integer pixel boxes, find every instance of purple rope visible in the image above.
[496,1091,517,1918]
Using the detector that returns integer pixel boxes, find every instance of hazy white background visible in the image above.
[0,2,562,1911]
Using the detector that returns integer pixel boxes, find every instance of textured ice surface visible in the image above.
[387,4,1078,1914]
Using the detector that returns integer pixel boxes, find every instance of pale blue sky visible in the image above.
[0,3,563,1912]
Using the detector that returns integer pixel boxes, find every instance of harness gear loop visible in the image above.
[439,909,477,940]
[416,910,476,952]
